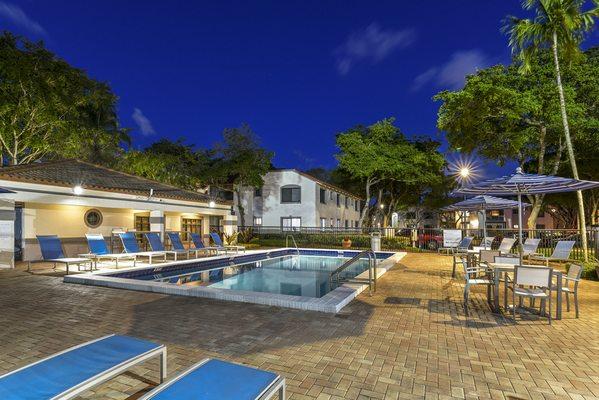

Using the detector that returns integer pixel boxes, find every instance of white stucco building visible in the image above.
[0,159,236,267]
[235,169,363,229]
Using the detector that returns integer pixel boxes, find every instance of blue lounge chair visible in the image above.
[139,358,285,400]
[118,232,167,264]
[145,232,189,261]
[210,232,246,254]
[30,235,93,275]
[85,233,137,269]
[166,232,205,258]
[190,233,220,255]
[0,334,166,400]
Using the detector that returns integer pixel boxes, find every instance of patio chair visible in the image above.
[0,334,166,400]
[458,255,494,307]
[85,233,136,269]
[30,235,93,275]
[474,236,495,251]
[139,358,285,400]
[479,250,500,267]
[118,232,167,264]
[522,238,541,258]
[145,232,189,261]
[190,233,220,255]
[497,237,517,255]
[451,236,474,277]
[529,240,575,266]
[166,232,205,258]
[553,263,582,318]
[506,265,553,324]
[210,232,246,253]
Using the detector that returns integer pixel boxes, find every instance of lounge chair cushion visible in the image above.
[0,335,161,400]
[144,359,279,400]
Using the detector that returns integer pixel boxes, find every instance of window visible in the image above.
[329,218,334,227]
[355,220,359,227]
[135,215,150,231]
[336,219,341,228]
[254,187,262,197]
[281,217,301,231]
[355,200,359,211]
[84,209,103,228]
[253,217,263,226]
[345,220,348,228]
[320,218,327,229]
[345,196,349,208]
[336,194,340,207]
[330,191,334,200]
[320,188,326,204]
[536,224,545,229]
[281,185,301,203]
[181,218,202,241]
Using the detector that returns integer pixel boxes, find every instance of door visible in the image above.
[14,204,22,262]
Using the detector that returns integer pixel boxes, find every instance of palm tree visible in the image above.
[504,0,599,261]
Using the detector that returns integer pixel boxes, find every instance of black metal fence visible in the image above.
[238,225,599,260]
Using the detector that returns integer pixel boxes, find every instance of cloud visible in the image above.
[412,50,489,91]
[0,2,46,35]
[335,23,415,75]
[132,108,156,136]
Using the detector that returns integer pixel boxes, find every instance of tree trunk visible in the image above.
[552,31,588,261]
[359,179,374,227]
[527,195,543,235]
[234,186,245,227]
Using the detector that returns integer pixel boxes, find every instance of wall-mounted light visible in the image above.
[209,201,215,208]
[73,185,84,195]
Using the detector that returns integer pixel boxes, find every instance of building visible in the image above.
[235,169,363,229]
[459,208,556,230]
[0,159,236,267]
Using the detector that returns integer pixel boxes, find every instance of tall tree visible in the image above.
[503,0,599,259]
[212,124,273,227]
[0,32,129,165]
[336,119,445,227]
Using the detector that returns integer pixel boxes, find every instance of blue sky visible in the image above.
[3,1,598,179]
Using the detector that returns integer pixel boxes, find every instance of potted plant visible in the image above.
[342,236,352,248]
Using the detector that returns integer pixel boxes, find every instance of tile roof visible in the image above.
[0,159,229,204]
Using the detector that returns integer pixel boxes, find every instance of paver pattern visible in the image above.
[1,253,598,399]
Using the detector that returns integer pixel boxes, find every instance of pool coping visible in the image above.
[64,248,406,313]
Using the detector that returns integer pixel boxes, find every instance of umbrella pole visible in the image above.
[518,194,523,266]
[482,208,488,249]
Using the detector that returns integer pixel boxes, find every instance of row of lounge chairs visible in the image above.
[31,232,246,274]
[0,334,285,399]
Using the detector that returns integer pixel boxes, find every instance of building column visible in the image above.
[0,199,15,268]
[150,210,165,239]
[222,214,238,236]
[201,217,211,245]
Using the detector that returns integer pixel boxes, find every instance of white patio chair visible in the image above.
[506,265,553,324]
[497,237,517,255]
[459,255,494,308]
[529,240,575,266]
[554,263,582,318]
[521,238,541,258]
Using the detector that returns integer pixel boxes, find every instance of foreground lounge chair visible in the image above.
[529,240,575,266]
[139,358,285,400]
[145,232,189,261]
[210,232,246,254]
[0,334,166,400]
[30,235,93,274]
[85,233,137,269]
[167,232,205,258]
[119,232,167,264]
[191,233,220,255]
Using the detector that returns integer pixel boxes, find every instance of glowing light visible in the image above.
[209,201,216,208]
[73,185,84,195]
[379,203,385,209]
[460,167,470,178]
[448,156,480,185]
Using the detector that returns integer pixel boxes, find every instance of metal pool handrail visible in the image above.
[329,250,377,296]
[285,234,300,255]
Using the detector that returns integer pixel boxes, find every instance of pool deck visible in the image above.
[2,252,599,399]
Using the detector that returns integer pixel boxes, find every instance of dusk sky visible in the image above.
[3,1,598,179]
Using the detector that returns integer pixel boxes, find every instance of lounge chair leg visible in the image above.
[565,292,570,312]
[574,293,579,318]
[160,348,167,383]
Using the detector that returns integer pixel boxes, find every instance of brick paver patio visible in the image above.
[1,253,598,399]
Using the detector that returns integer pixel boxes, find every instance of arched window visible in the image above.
[84,209,103,228]
[281,185,301,203]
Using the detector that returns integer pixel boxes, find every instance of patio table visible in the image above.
[489,263,563,320]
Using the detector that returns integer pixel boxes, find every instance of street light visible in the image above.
[460,167,470,179]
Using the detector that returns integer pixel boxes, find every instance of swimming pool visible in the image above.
[65,248,405,312]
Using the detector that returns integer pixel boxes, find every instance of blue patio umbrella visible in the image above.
[454,167,599,261]
[441,195,530,244]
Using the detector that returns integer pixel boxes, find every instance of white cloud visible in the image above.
[0,2,46,35]
[132,108,156,136]
[335,23,415,75]
[412,50,489,91]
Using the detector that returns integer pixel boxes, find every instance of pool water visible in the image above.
[161,255,372,298]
